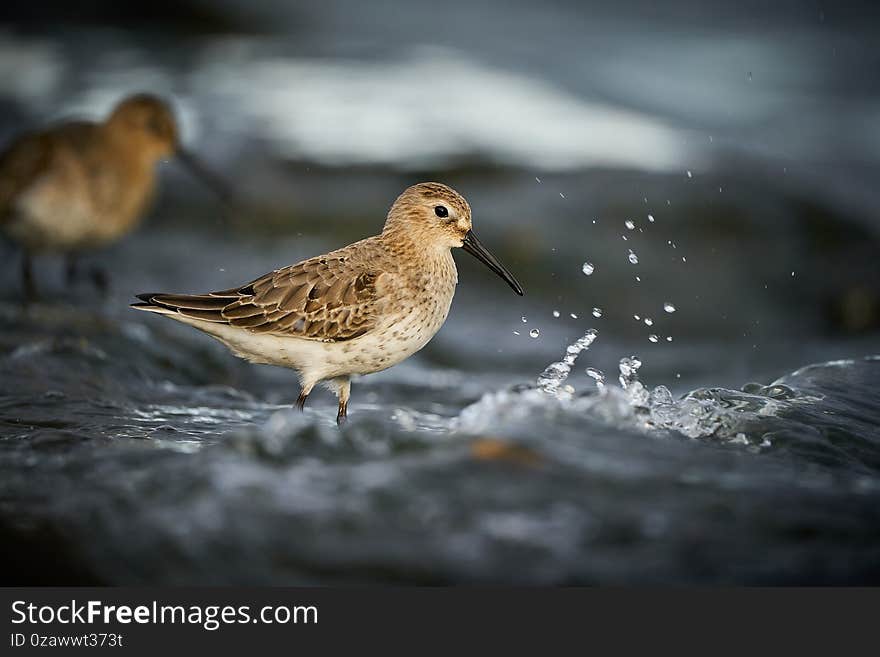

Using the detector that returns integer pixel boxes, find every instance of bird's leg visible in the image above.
[295,382,314,411]
[335,377,351,426]
[89,265,109,296]
[65,255,78,287]
[21,252,36,301]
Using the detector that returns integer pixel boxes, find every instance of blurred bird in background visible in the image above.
[0,93,229,298]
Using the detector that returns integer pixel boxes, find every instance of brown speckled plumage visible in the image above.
[134,182,523,424]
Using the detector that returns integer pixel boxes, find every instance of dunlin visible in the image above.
[0,93,227,297]
[133,182,523,424]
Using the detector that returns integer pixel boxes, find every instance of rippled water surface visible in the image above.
[1,281,878,584]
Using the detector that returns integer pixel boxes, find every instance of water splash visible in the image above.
[586,367,605,391]
[628,250,639,265]
[464,334,818,448]
[618,356,650,407]
[536,329,598,395]
[592,307,603,318]
[663,302,676,313]
[582,262,595,276]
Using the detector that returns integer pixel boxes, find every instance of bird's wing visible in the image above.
[0,121,100,221]
[0,131,52,220]
[137,239,392,342]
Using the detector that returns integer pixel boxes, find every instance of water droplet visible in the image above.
[635,276,641,282]
[682,256,687,263]
[625,220,635,230]
[582,262,595,276]
[535,176,542,183]
[592,307,602,318]
[748,71,752,81]
[559,192,565,198]
[627,250,639,265]
[663,302,676,313]
[618,356,646,404]
[513,331,520,336]
[644,317,654,326]
[552,310,560,318]
[529,329,540,338]
[649,334,659,343]
[633,314,640,321]
[791,271,795,277]
[666,336,673,342]
[586,367,606,391]
[686,170,693,178]
[521,316,528,323]
[570,313,578,319]
[648,214,655,222]
[621,235,628,241]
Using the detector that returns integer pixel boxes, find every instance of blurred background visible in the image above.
[2,0,879,377]
[1,1,879,584]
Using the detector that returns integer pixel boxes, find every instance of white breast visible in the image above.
[8,174,96,252]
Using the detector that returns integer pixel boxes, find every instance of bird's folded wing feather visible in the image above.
[0,131,52,220]
[0,122,100,221]
[140,245,390,341]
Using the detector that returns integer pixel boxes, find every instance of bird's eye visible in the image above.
[434,205,449,218]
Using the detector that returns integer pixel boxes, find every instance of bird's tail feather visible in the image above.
[131,292,235,322]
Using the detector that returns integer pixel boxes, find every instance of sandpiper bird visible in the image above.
[0,93,227,297]
[133,182,523,424]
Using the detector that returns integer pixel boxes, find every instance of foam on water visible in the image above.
[456,332,854,448]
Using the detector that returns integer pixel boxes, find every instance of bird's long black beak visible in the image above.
[176,148,234,207]
[461,230,524,296]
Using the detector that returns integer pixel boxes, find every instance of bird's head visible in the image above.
[384,182,523,295]
[106,93,180,160]
[106,93,231,204]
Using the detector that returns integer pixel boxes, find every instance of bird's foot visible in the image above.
[65,257,79,288]
[21,254,37,303]
[336,400,348,426]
